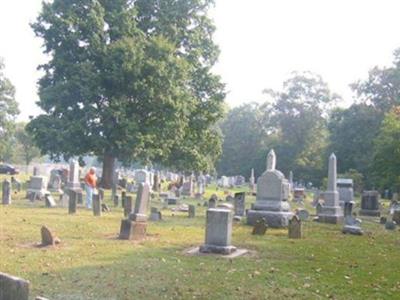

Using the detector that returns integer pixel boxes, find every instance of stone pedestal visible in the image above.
[359,191,380,217]
[200,208,236,255]
[66,160,82,192]
[119,219,147,240]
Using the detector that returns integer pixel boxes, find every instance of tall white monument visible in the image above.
[317,153,343,224]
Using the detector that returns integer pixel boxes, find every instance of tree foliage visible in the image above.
[0,58,19,162]
[28,0,224,185]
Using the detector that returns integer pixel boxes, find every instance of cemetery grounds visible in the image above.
[1,174,400,300]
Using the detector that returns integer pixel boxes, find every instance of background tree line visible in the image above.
[217,50,400,192]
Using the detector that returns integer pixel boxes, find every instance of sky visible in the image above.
[1,0,400,121]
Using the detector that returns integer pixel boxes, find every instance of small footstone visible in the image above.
[40,226,60,246]
[252,218,268,235]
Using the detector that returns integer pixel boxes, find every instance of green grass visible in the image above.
[1,174,400,299]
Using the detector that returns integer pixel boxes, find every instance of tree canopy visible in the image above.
[28,0,224,186]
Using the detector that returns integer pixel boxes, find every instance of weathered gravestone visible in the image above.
[199,208,237,254]
[288,215,302,239]
[40,226,60,246]
[208,198,217,209]
[181,180,194,197]
[252,217,268,235]
[234,192,245,217]
[317,154,343,224]
[27,176,49,201]
[249,168,256,193]
[49,173,62,193]
[121,191,127,208]
[66,160,82,192]
[33,166,40,176]
[296,209,309,221]
[393,210,400,225]
[68,190,77,214]
[149,207,162,221]
[342,202,363,235]
[92,193,101,216]
[380,216,387,224]
[359,191,380,217]
[119,183,150,240]
[2,179,11,205]
[188,204,196,218]
[337,178,354,206]
[153,172,160,192]
[385,220,396,230]
[45,194,56,208]
[0,272,30,300]
[123,195,133,217]
[247,149,293,227]
[111,170,119,204]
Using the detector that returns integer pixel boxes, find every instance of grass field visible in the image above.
[1,174,400,299]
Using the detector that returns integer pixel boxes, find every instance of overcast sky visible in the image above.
[1,0,400,121]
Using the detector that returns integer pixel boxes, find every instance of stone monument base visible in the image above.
[359,209,380,217]
[246,210,293,227]
[119,219,147,240]
[317,205,343,224]
[199,244,237,255]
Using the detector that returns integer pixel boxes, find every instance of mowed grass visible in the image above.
[1,175,400,299]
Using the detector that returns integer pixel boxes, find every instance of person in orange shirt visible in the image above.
[84,167,97,209]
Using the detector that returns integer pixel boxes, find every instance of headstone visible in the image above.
[119,183,150,240]
[153,172,160,192]
[33,166,40,176]
[0,272,30,300]
[208,198,216,208]
[234,192,245,216]
[296,209,309,221]
[393,210,400,224]
[45,194,56,208]
[67,160,81,191]
[252,218,267,235]
[101,203,110,212]
[380,216,387,224]
[77,191,83,204]
[293,188,305,203]
[199,208,236,254]
[247,149,293,227]
[385,220,396,230]
[40,226,60,246]
[135,169,150,185]
[2,179,11,205]
[27,176,49,200]
[337,178,354,206]
[149,207,162,221]
[49,173,62,193]
[68,190,77,214]
[188,204,196,218]
[342,202,363,235]
[124,195,133,217]
[92,193,101,216]
[249,168,256,192]
[317,154,343,224]
[288,215,302,239]
[134,183,150,213]
[167,197,179,205]
[181,180,194,197]
[60,193,69,208]
[359,191,380,217]
[289,170,294,192]
[121,191,127,208]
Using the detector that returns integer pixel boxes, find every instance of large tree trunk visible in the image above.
[102,153,115,189]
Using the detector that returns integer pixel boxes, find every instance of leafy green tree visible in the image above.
[15,123,41,166]
[0,58,19,162]
[328,104,382,186]
[261,71,338,185]
[28,0,224,187]
[372,107,400,191]
[216,103,267,178]
[352,48,400,113]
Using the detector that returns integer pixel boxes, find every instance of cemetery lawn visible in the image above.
[1,182,400,299]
